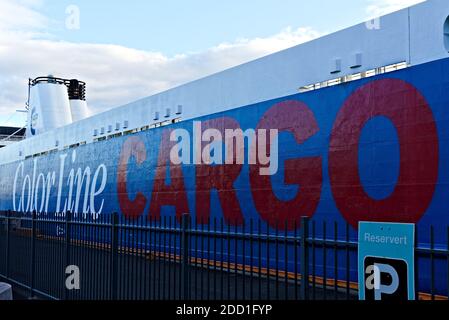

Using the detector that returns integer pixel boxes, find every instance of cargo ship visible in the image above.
[1,0,449,295]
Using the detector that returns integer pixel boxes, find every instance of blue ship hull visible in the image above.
[2,57,449,295]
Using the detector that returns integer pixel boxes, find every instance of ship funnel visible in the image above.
[26,76,91,138]
[68,79,90,122]
[27,76,73,138]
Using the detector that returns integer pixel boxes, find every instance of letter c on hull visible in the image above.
[118,136,148,219]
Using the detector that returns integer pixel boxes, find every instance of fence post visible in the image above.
[181,213,190,300]
[5,210,10,279]
[110,212,119,300]
[64,211,72,300]
[30,210,37,299]
[300,216,310,300]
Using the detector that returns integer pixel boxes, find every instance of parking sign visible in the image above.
[358,222,415,301]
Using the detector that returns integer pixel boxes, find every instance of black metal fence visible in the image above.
[0,211,448,301]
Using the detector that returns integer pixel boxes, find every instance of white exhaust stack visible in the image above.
[68,79,90,122]
[26,76,90,138]
[27,76,73,138]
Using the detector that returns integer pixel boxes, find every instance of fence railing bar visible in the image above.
[323,221,327,301]
[250,219,254,301]
[164,216,169,300]
[234,220,238,300]
[334,221,338,300]
[168,216,173,301]
[266,221,270,301]
[6,211,10,279]
[258,219,262,301]
[64,211,71,300]
[284,221,288,301]
[242,219,246,301]
[345,222,350,301]
[312,220,316,300]
[213,218,217,301]
[30,210,37,299]
[206,221,212,300]
[275,221,279,301]
[181,213,189,301]
[294,220,298,301]
[447,227,449,300]
[415,247,449,255]
[300,217,309,301]
[221,219,225,301]
[110,212,118,300]
[159,217,164,300]
[431,225,435,301]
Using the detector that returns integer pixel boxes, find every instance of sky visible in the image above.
[0,0,426,127]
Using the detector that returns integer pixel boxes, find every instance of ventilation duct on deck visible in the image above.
[68,79,90,122]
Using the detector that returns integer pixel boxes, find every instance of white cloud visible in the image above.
[0,0,47,34]
[0,0,320,126]
[366,0,426,17]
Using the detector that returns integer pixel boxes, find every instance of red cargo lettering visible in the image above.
[149,129,189,222]
[250,100,323,230]
[329,79,439,228]
[117,136,147,220]
[196,117,244,225]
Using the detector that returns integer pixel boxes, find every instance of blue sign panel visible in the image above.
[358,222,415,301]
